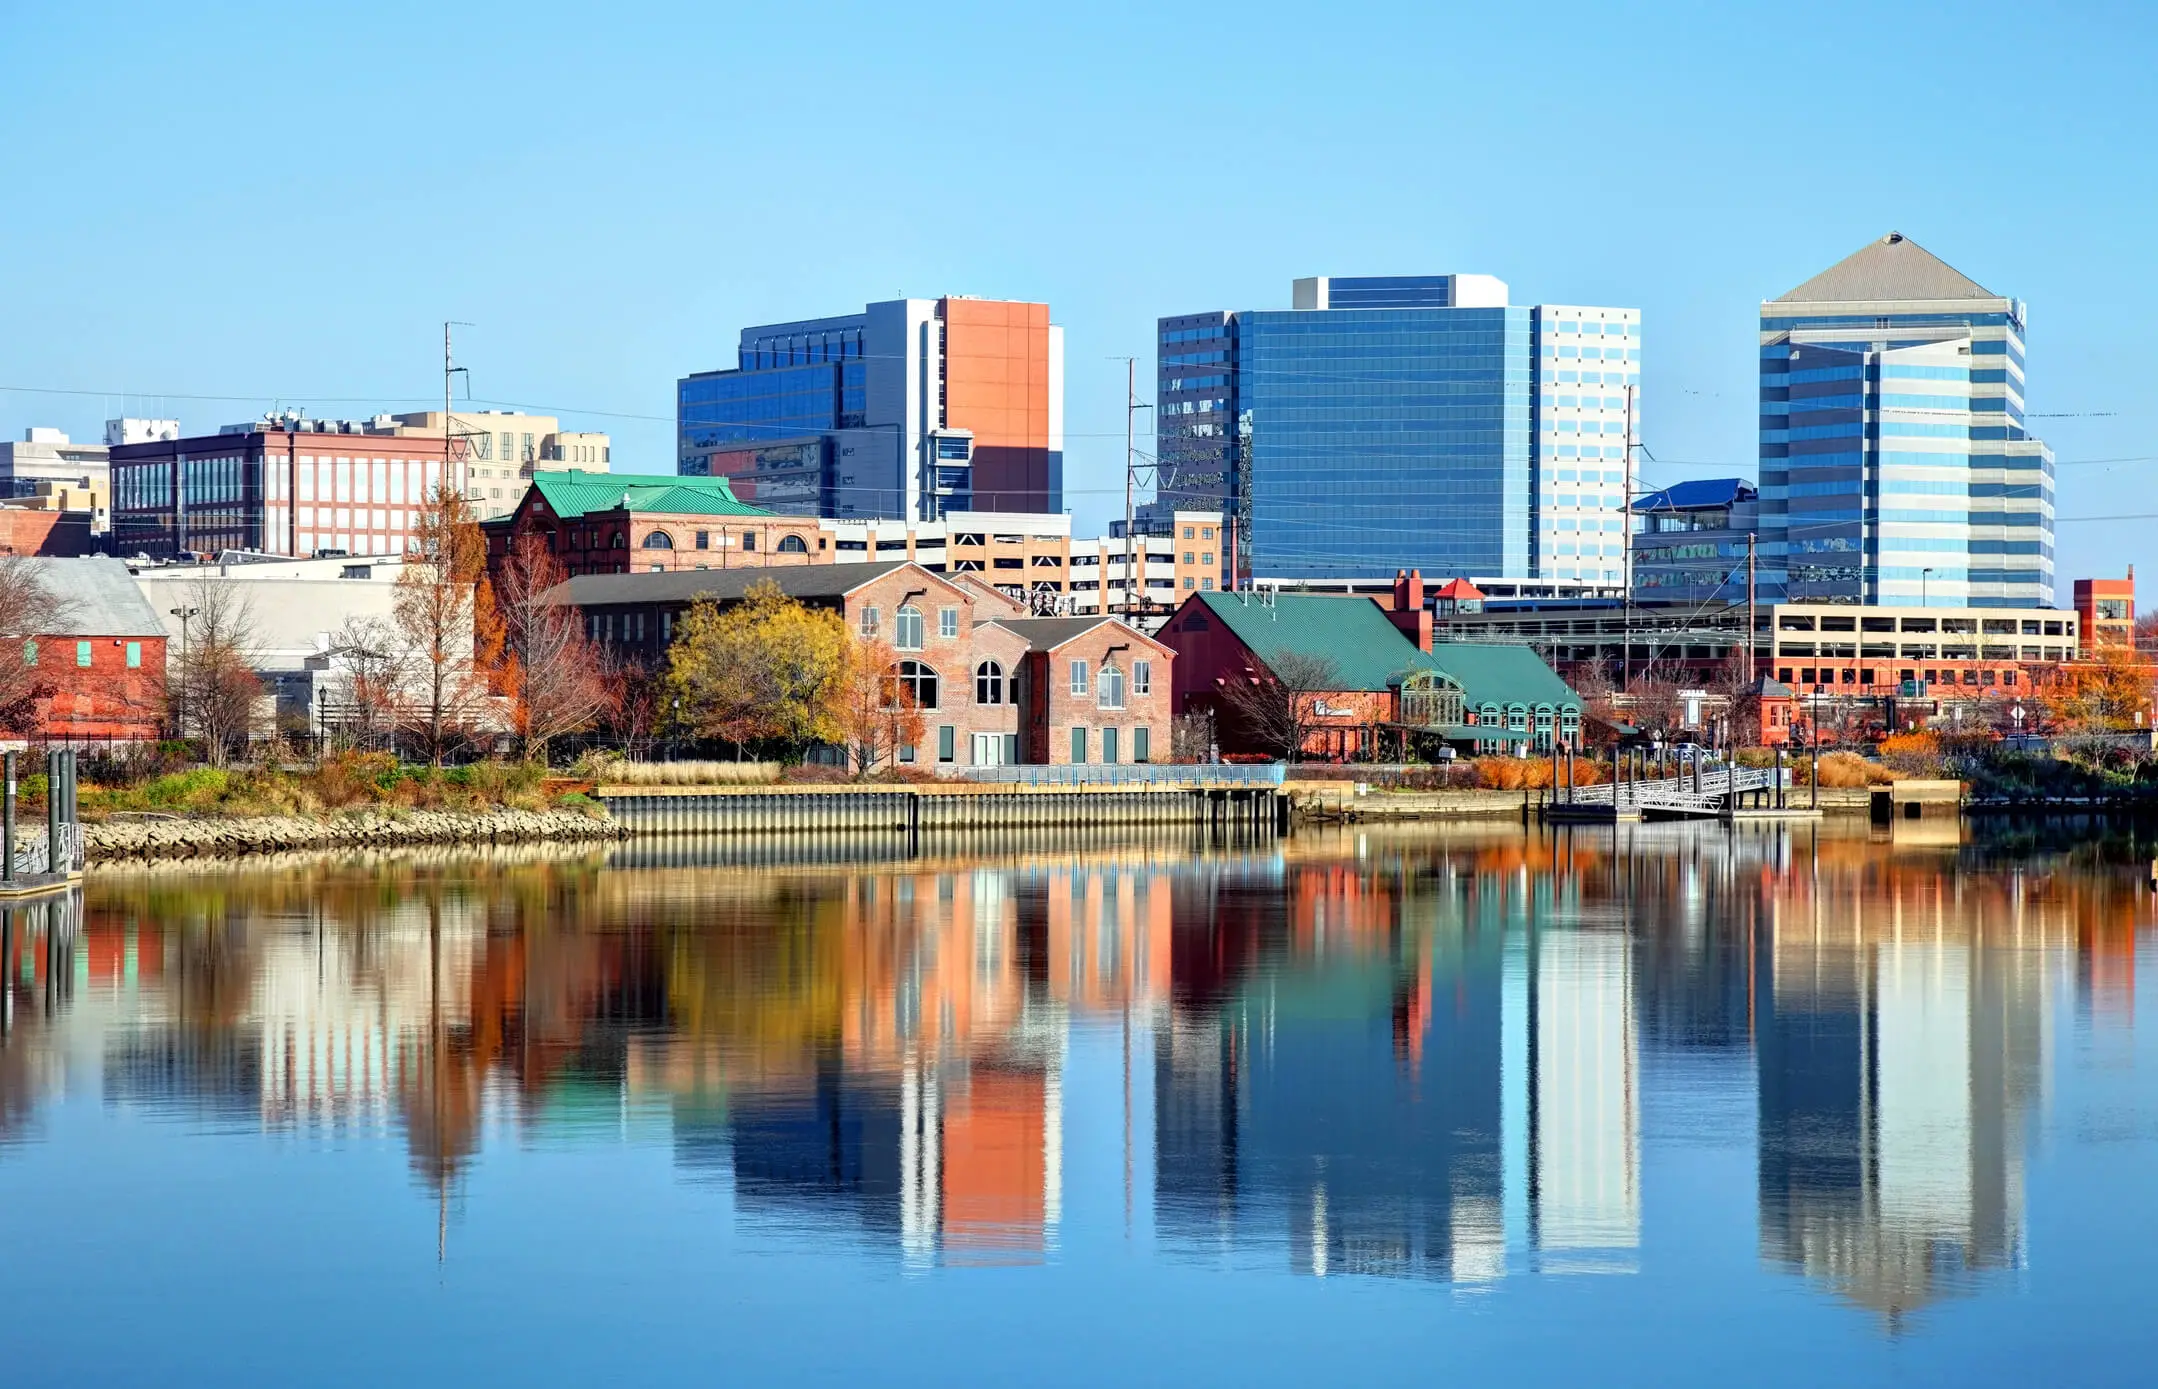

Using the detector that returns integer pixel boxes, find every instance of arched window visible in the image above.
[1097,663,1126,710]
[975,660,1005,706]
[777,534,809,553]
[896,659,939,710]
[641,531,673,549]
[1506,703,1528,733]
[895,605,925,651]
[611,532,626,549]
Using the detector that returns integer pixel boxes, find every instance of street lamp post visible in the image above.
[1921,567,1933,609]
[168,605,201,738]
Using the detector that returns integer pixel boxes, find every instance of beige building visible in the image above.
[387,410,612,521]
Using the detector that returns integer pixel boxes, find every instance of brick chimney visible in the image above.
[1386,568,1434,652]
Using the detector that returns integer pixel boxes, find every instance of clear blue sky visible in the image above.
[4,0,2153,601]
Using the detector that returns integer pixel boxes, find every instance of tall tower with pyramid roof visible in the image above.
[1757,232,2053,608]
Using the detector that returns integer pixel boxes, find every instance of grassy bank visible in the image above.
[78,753,593,822]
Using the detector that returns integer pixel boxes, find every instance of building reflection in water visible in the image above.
[0,822,2149,1312]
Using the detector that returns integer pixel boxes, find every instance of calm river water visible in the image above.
[4,819,2157,1385]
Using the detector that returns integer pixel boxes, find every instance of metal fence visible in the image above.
[958,764,1286,788]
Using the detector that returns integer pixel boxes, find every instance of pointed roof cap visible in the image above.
[1432,577,1485,600]
[1772,233,1996,304]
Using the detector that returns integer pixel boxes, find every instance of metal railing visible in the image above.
[1569,764,1788,808]
[959,764,1286,788]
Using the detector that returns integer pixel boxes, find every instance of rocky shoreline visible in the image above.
[85,807,627,862]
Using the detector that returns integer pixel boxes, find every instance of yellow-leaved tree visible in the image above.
[2044,645,2154,734]
[662,580,849,755]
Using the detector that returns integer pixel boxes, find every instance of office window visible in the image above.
[1134,726,1150,762]
[895,605,924,651]
[742,531,756,551]
[1202,528,1214,540]
[1183,552,1195,564]
[860,605,880,638]
[1103,726,1120,764]
[939,606,959,639]
[1133,659,1151,695]
[695,530,709,549]
[1183,527,1194,539]
[76,640,91,668]
[975,660,1005,705]
[938,725,955,763]
[126,641,141,669]
[1070,726,1087,763]
[1201,578,1214,591]
[1069,660,1088,696]
[1099,665,1126,710]
[22,640,35,667]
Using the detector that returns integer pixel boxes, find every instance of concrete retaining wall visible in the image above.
[86,808,626,862]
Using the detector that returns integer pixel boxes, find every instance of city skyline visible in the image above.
[3,4,2152,604]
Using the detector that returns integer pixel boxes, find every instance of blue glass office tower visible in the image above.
[1758,234,2054,607]
[678,298,1064,521]
[1154,275,1639,583]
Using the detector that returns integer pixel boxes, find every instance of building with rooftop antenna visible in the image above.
[1758,233,2054,608]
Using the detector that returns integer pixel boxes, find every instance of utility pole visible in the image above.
[1125,357,1136,618]
[1622,382,1636,691]
[1747,531,1758,679]
[443,321,471,502]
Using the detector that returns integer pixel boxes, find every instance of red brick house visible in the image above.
[484,471,830,581]
[13,557,169,740]
[989,617,1177,766]
[1158,584,1582,761]
[548,560,1171,767]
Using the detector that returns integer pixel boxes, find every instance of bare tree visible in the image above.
[172,569,262,765]
[1212,650,1343,761]
[1171,710,1215,763]
[324,614,409,752]
[496,533,613,762]
[392,485,501,764]
[0,558,72,733]
[1705,648,1760,748]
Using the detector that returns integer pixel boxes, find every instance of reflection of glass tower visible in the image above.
[1155,931,1507,1281]
[1530,929,1640,1271]
[1756,919,2045,1321]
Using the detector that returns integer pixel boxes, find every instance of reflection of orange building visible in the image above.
[941,1067,1052,1263]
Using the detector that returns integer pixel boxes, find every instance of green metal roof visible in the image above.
[1188,591,1580,709]
[1192,591,1438,692]
[1423,640,1582,711]
[528,470,774,520]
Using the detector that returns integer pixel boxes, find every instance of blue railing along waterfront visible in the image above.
[957,764,1287,788]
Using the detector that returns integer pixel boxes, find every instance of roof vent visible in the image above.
[1884,232,1904,244]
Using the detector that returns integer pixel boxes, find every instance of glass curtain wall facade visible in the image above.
[679,299,1063,523]
[1158,276,1638,585]
[1531,307,1641,583]
[1238,304,1530,580]
[1758,234,2054,608]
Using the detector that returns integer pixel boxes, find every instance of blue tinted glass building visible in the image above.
[1758,233,2054,607]
[1154,275,1638,584]
[678,298,1063,521]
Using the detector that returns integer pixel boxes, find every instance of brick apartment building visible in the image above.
[549,560,1171,766]
[110,418,455,560]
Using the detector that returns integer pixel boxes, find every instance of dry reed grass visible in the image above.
[583,755,782,787]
